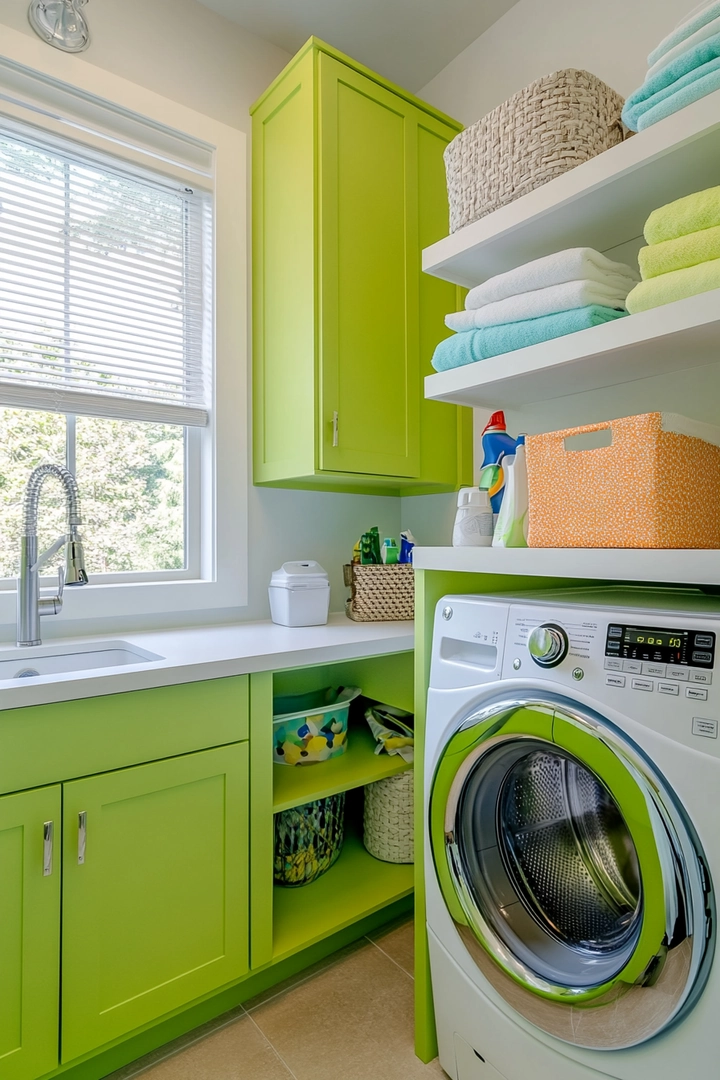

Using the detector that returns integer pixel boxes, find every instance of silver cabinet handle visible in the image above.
[43,820,53,877]
[332,411,339,447]
[78,811,87,864]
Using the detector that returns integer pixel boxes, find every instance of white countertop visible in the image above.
[0,614,415,711]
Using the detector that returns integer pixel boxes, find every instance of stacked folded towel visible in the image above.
[626,185,720,313]
[623,2,720,131]
[431,248,636,373]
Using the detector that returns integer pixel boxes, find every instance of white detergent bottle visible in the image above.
[492,436,529,548]
[452,488,493,547]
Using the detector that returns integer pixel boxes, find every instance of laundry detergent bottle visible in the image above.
[479,411,517,523]
[492,435,528,548]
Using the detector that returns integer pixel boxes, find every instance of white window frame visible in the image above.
[0,29,248,628]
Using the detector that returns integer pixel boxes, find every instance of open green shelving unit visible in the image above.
[272,824,414,963]
[273,723,411,812]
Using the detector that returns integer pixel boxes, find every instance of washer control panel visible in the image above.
[605,622,715,670]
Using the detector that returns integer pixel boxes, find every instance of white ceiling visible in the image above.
[196,0,519,93]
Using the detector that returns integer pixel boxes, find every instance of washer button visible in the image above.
[692,651,712,664]
[642,662,666,677]
[686,686,708,700]
[695,634,714,648]
[604,657,623,671]
[690,670,712,685]
[657,681,680,696]
[692,717,718,739]
[605,674,626,688]
[622,660,643,674]
[631,678,653,692]
[667,666,689,681]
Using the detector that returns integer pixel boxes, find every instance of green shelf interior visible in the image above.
[273,720,411,812]
[272,818,413,963]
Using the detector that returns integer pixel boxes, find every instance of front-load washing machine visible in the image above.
[425,588,718,1080]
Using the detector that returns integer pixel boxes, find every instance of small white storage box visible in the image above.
[268,561,331,627]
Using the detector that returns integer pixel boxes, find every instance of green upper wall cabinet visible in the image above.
[0,785,61,1080]
[252,38,473,496]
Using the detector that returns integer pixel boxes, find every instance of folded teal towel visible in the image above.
[648,2,720,69]
[430,306,626,373]
[623,33,720,130]
[635,62,720,130]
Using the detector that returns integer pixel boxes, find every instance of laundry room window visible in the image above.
[0,122,211,584]
[0,44,247,626]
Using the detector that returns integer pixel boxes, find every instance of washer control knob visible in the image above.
[528,623,569,668]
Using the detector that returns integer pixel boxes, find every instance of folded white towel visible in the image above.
[464,248,639,311]
[447,279,630,331]
[646,11,720,77]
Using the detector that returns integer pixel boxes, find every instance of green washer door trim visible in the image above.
[430,701,671,1006]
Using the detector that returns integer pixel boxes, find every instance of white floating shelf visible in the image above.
[423,90,720,287]
[424,290,720,409]
[413,546,720,587]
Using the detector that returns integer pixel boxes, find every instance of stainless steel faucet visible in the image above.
[17,464,89,647]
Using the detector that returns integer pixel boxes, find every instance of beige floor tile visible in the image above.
[244,938,368,1013]
[127,1014,294,1080]
[251,941,442,1080]
[369,915,415,976]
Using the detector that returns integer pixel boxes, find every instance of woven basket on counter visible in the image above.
[343,563,414,622]
[444,69,626,233]
[363,772,414,864]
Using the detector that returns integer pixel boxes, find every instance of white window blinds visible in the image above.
[0,124,211,426]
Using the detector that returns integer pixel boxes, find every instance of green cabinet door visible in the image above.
[251,38,470,495]
[61,744,249,1063]
[318,52,419,478]
[0,785,60,1080]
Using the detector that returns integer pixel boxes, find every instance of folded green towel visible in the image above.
[639,223,720,278]
[430,306,626,372]
[645,185,720,244]
[622,33,720,130]
[625,257,720,314]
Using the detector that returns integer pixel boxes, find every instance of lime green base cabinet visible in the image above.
[251,38,472,496]
[0,653,415,1080]
[61,745,249,1062]
[0,786,61,1080]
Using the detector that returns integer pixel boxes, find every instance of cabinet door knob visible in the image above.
[77,811,87,865]
[332,411,339,447]
[43,820,53,877]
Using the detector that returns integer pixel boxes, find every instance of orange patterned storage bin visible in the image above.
[525,413,720,549]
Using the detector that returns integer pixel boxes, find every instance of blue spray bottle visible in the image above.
[479,411,517,523]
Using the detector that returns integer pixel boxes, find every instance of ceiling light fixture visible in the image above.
[28,0,90,53]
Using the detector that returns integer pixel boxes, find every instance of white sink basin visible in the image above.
[0,640,164,680]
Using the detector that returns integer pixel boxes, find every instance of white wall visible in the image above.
[0,0,290,131]
[420,0,696,125]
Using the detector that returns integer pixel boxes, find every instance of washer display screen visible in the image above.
[605,624,715,668]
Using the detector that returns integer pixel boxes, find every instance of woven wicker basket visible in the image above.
[363,772,414,864]
[343,564,414,622]
[444,69,626,233]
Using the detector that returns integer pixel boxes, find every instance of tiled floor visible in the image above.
[108,917,447,1080]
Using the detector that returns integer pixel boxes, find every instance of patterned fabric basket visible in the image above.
[363,772,414,864]
[525,413,720,549]
[343,564,414,622]
[444,69,626,233]
[274,793,346,887]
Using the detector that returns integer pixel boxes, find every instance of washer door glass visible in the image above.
[458,739,642,989]
[430,698,713,1050]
